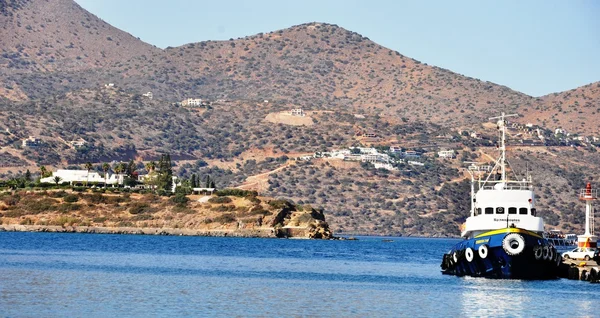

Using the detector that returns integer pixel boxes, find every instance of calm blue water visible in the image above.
[0,233,597,317]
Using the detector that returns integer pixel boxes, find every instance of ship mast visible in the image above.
[489,112,518,182]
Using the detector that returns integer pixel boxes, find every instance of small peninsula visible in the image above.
[0,189,333,239]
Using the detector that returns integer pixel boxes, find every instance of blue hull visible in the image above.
[441,228,561,280]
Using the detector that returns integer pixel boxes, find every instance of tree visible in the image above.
[205,175,211,188]
[84,162,93,186]
[156,154,173,192]
[25,169,32,182]
[53,176,62,186]
[190,174,197,188]
[40,166,48,178]
[114,162,124,175]
[102,163,110,188]
[127,159,136,177]
[145,161,156,173]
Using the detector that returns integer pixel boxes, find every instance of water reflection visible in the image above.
[461,279,529,317]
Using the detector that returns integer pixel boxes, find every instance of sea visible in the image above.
[0,232,597,317]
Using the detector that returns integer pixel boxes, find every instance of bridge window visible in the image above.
[519,208,528,215]
[531,208,536,216]
[496,207,505,214]
[485,207,493,214]
[508,207,517,214]
[476,208,482,215]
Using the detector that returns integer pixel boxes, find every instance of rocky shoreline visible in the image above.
[0,224,280,238]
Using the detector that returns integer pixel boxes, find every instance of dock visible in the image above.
[560,259,600,283]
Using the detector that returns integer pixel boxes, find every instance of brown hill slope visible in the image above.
[0,0,159,100]
[111,22,536,127]
[519,82,600,135]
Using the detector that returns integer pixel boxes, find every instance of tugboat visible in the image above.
[440,113,560,279]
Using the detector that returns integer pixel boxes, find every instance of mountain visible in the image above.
[520,81,600,135]
[1,0,599,236]
[109,22,536,127]
[0,0,159,100]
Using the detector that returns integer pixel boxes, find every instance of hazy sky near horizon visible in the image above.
[74,0,599,97]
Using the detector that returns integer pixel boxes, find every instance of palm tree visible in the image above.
[84,162,93,187]
[114,162,124,175]
[114,162,127,187]
[102,163,110,188]
[53,176,62,187]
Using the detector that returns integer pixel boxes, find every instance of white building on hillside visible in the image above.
[142,92,153,100]
[69,138,87,148]
[182,98,202,107]
[40,169,124,186]
[374,162,397,170]
[438,150,456,159]
[22,136,42,148]
[290,108,305,117]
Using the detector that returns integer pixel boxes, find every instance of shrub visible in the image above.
[208,196,232,204]
[170,193,189,205]
[20,218,34,225]
[157,189,170,196]
[213,213,236,224]
[63,194,79,203]
[87,193,105,204]
[130,214,153,221]
[51,190,68,198]
[2,194,20,206]
[52,216,80,226]
[141,194,161,204]
[129,202,151,214]
[268,199,294,209]
[58,203,81,213]
[72,187,86,192]
[216,188,258,198]
[211,205,235,212]
[92,216,107,223]
[23,198,57,214]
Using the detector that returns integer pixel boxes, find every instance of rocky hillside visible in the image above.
[0,189,332,239]
[521,81,600,135]
[0,0,599,237]
[0,0,159,100]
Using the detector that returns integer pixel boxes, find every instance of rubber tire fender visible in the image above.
[502,233,526,256]
[465,247,474,263]
[533,246,543,260]
[478,244,489,259]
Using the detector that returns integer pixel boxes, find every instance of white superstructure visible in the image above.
[461,113,545,239]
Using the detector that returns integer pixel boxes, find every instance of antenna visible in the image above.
[489,113,518,183]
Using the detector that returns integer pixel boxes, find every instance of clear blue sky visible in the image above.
[75,0,599,97]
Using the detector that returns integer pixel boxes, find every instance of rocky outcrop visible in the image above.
[270,202,333,239]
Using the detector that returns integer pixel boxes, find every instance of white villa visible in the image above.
[40,169,124,186]
[69,138,87,148]
[137,174,179,193]
[438,149,456,159]
[142,92,153,100]
[182,98,202,107]
[22,136,42,148]
[389,146,403,153]
[315,147,398,171]
[374,162,396,170]
[290,108,305,117]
